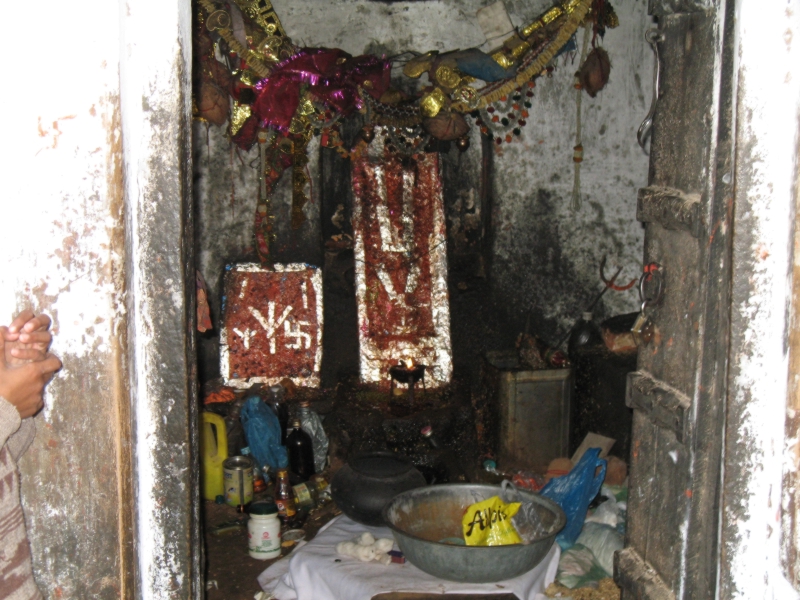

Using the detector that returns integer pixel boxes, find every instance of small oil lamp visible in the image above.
[389,358,427,405]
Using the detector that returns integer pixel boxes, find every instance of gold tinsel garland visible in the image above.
[197,0,273,78]
[196,0,612,262]
[452,0,594,111]
[198,0,602,132]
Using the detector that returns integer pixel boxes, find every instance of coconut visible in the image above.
[578,47,611,98]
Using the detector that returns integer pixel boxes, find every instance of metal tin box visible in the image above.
[482,351,573,473]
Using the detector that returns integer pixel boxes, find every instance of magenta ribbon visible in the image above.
[251,48,390,133]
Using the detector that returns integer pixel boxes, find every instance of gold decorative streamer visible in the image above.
[231,0,294,63]
[231,0,290,39]
[197,0,273,79]
[520,0,584,38]
[291,132,311,230]
[289,95,314,229]
[230,102,252,136]
[452,0,593,112]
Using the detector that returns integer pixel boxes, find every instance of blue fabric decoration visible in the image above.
[451,49,516,82]
[554,34,578,59]
[240,396,288,472]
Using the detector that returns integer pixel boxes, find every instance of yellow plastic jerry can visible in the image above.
[201,412,228,501]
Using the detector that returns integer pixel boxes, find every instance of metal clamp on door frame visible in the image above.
[630,263,664,347]
[638,28,665,151]
[639,262,664,307]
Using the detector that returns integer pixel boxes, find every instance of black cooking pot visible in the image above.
[331,451,427,526]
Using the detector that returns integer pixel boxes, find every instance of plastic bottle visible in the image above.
[297,401,329,473]
[248,501,282,560]
[287,419,315,481]
[483,458,513,479]
[225,397,248,456]
[300,474,331,506]
[567,312,604,358]
[201,412,228,501]
[275,468,298,525]
[293,481,319,511]
[266,384,289,445]
[482,459,545,491]
[241,446,267,493]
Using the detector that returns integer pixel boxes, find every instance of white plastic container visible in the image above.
[248,502,281,560]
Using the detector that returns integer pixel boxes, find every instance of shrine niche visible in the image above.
[220,263,323,387]
[195,0,621,391]
[351,132,453,387]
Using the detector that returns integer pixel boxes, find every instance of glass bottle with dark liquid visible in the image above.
[287,420,315,482]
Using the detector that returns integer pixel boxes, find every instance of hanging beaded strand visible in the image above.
[473,80,536,148]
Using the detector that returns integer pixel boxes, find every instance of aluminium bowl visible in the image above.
[382,483,565,583]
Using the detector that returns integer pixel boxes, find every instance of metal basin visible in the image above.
[382,483,565,583]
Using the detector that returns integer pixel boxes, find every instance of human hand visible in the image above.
[0,328,61,419]
[4,310,53,365]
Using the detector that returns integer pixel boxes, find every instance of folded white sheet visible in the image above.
[257,514,559,600]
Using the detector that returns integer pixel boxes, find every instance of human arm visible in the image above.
[0,399,35,460]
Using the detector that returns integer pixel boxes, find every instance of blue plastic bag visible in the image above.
[240,396,288,472]
[540,448,607,550]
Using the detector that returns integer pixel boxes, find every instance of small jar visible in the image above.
[248,501,281,560]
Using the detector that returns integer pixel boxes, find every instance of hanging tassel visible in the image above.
[291,132,311,230]
[571,24,592,211]
[255,130,276,264]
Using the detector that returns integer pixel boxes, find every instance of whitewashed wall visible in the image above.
[721,0,800,597]
[0,2,129,597]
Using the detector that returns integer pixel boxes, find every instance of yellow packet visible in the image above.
[462,495,523,546]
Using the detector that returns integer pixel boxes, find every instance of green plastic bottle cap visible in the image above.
[248,501,278,516]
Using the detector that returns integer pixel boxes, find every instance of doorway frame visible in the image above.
[120,0,201,597]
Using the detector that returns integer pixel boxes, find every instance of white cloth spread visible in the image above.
[258,515,560,600]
